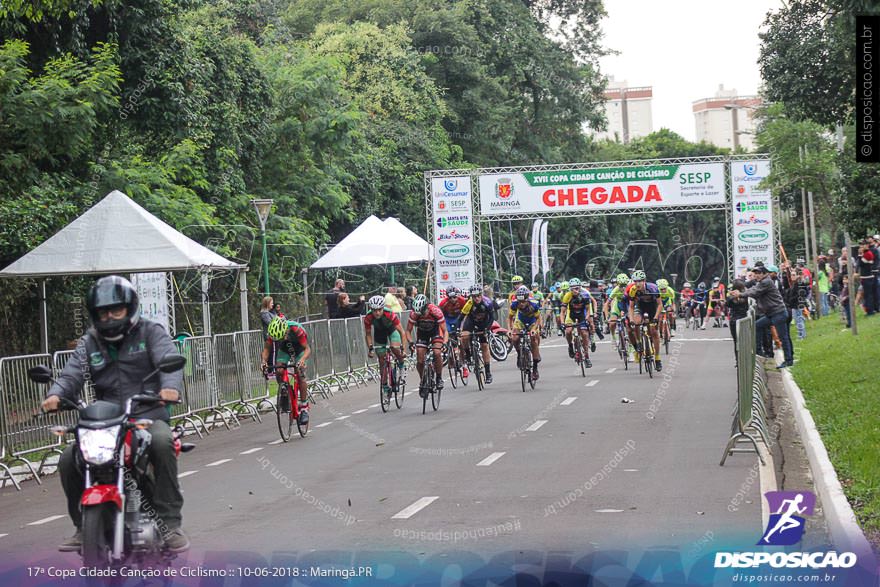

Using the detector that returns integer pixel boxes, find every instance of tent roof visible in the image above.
[1,190,245,278]
[310,215,433,269]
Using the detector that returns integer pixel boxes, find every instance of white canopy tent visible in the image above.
[307,215,433,311]
[0,190,249,351]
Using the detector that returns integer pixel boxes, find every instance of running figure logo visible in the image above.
[759,491,816,546]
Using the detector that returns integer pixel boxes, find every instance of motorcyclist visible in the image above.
[40,276,189,553]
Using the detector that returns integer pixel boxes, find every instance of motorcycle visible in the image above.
[488,321,510,362]
[29,354,193,569]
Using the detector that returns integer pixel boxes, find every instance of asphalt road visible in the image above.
[0,327,767,569]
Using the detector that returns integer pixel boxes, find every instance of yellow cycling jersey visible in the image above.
[561,290,593,317]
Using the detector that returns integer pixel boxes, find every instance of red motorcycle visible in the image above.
[29,354,192,569]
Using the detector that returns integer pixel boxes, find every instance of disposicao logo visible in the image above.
[738,229,769,243]
[439,244,470,258]
[714,491,858,569]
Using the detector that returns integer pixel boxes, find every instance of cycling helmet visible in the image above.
[511,275,524,285]
[589,280,598,288]
[267,316,290,341]
[697,282,707,291]
[560,281,570,291]
[412,294,428,314]
[631,270,646,281]
[515,285,530,301]
[554,281,561,288]
[367,295,385,310]
[531,282,539,289]
[682,282,692,289]
[87,276,140,342]
[469,284,482,296]
[447,286,460,298]
[712,276,720,283]
[657,278,669,288]
[616,274,629,286]
[549,285,557,293]
[569,277,581,288]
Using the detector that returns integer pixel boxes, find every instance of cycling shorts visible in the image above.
[445,316,459,333]
[461,315,491,333]
[374,330,402,351]
[513,318,540,332]
[276,348,306,366]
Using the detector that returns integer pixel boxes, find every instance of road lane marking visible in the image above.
[0,534,7,538]
[315,422,333,428]
[335,415,351,421]
[239,448,264,455]
[206,459,232,467]
[27,515,65,526]
[476,452,506,467]
[586,379,599,387]
[369,403,380,408]
[623,469,639,472]
[268,439,285,445]
[605,368,617,374]
[178,470,198,478]
[525,420,547,432]
[595,509,624,513]
[560,397,578,406]
[392,496,439,519]
[352,409,368,414]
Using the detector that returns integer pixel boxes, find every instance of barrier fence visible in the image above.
[720,307,770,466]
[0,315,386,490]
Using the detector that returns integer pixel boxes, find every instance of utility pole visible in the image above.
[799,146,810,268]
[837,124,858,335]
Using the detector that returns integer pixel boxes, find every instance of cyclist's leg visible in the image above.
[274,349,291,386]
[511,319,523,354]
[294,353,309,404]
[530,321,541,362]
[415,339,427,378]
[578,321,591,357]
[460,318,472,361]
[388,330,404,365]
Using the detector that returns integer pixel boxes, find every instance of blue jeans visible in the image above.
[820,292,830,316]
[756,311,793,363]
[791,307,806,339]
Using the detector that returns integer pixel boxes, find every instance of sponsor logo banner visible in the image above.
[432,177,475,297]
[730,160,774,274]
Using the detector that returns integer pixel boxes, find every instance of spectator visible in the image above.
[273,302,285,319]
[337,292,365,318]
[326,279,345,319]
[260,296,275,338]
[817,259,831,316]
[783,267,807,340]
[870,235,880,313]
[726,280,749,366]
[384,285,404,313]
[731,265,794,369]
[857,241,875,316]
[402,286,417,311]
[841,274,852,328]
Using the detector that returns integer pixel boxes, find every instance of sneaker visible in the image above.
[436,378,444,391]
[584,357,592,368]
[531,369,539,382]
[164,527,190,553]
[590,340,597,353]
[656,360,662,372]
[485,372,493,384]
[568,344,575,358]
[700,324,706,330]
[298,405,309,425]
[575,351,581,362]
[462,366,469,378]
[597,331,605,340]
[776,362,789,369]
[58,529,82,552]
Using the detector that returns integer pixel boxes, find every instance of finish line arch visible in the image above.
[424,155,776,298]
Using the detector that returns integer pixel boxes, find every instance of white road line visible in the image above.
[391,496,439,519]
[315,422,334,428]
[585,379,599,387]
[268,439,285,445]
[206,459,232,467]
[605,368,617,374]
[178,470,198,478]
[476,452,506,467]
[239,447,264,455]
[335,415,351,421]
[27,515,65,526]
[352,409,368,414]
[0,533,7,538]
[368,403,381,408]
[595,509,624,513]
[623,469,639,472]
[525,420,547,432]
[560,397,578,406]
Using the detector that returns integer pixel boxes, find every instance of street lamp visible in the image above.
[670,273,678,288]
[251,198,274,296]
[586,263,596,278]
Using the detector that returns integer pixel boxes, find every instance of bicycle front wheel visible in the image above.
[276,384,293,442]
[394,363,405,409]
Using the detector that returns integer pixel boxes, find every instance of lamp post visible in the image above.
[670,273,679,288]
[251,199,273,296]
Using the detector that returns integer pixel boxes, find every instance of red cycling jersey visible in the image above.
[438,296,465,317]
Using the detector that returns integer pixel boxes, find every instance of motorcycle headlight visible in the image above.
[79,426,120,465]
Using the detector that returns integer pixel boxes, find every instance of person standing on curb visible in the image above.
[731,265,794,369]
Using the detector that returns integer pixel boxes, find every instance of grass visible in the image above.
[788,312,880,544]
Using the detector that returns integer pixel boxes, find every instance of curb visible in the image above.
[779,369,873,554]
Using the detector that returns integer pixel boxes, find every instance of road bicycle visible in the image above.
[659,311,671,355]
[615,319,629,370]
[272,363,310,441]
[443,331,468,388]
[466,329,488,391]
[516,328,537,392]
[571,327,588,377]
[689,302,705,330]
[417,345,441,414]
[377,348,405,412]
[636,313,655,379]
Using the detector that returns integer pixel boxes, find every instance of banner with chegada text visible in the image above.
[477,163,726,216]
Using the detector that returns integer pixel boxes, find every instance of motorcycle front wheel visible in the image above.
[81,503,114,568]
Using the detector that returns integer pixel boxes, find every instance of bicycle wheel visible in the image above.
[421,369,431,415]
[276,383,293,442]
[447,345,459,389]
[519,339,529,393]
[394,361,405,409]
[489,333,508,362]
[473,339,484,391]
[662,321,670,355]
[380,359,391,413]
[643,331,654,379]
[575,337,585,377]
[432,372,441,410]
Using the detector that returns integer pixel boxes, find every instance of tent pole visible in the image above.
[423,260,431,299]
[201,273,211,336]
[40,279,49,353]
[390,265,396,286]
[302,268,309,319]
[239,270,249,331]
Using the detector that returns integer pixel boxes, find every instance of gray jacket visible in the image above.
[741,276,787,317]
[47,319,184,422]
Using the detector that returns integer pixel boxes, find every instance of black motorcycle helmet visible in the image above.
[87,276,140,342]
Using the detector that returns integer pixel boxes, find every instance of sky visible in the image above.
[598,0,784,141]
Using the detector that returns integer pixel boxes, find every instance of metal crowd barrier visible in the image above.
[720,308,770,465]
[0,315,399,490]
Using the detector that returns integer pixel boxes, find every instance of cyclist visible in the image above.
[691,282,709,329]
[509,285,543,381]
[458,285,496,384]
[550,283,564,335]
[605,273,631,348]
[556,281,570,334]
[626,270,664,372]
[363,295,409,397]
[680,281,695,320]
[561,278,594,367]
[588,279,606,340]
[507,275,525,328]
[438,286,468,377]
[707,280,726,327]
[657,278,677,335]
[406,294,448,397]
[262,316,311,424]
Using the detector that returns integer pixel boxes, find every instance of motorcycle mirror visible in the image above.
[158,354,186,373]
[28,365,53,384]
